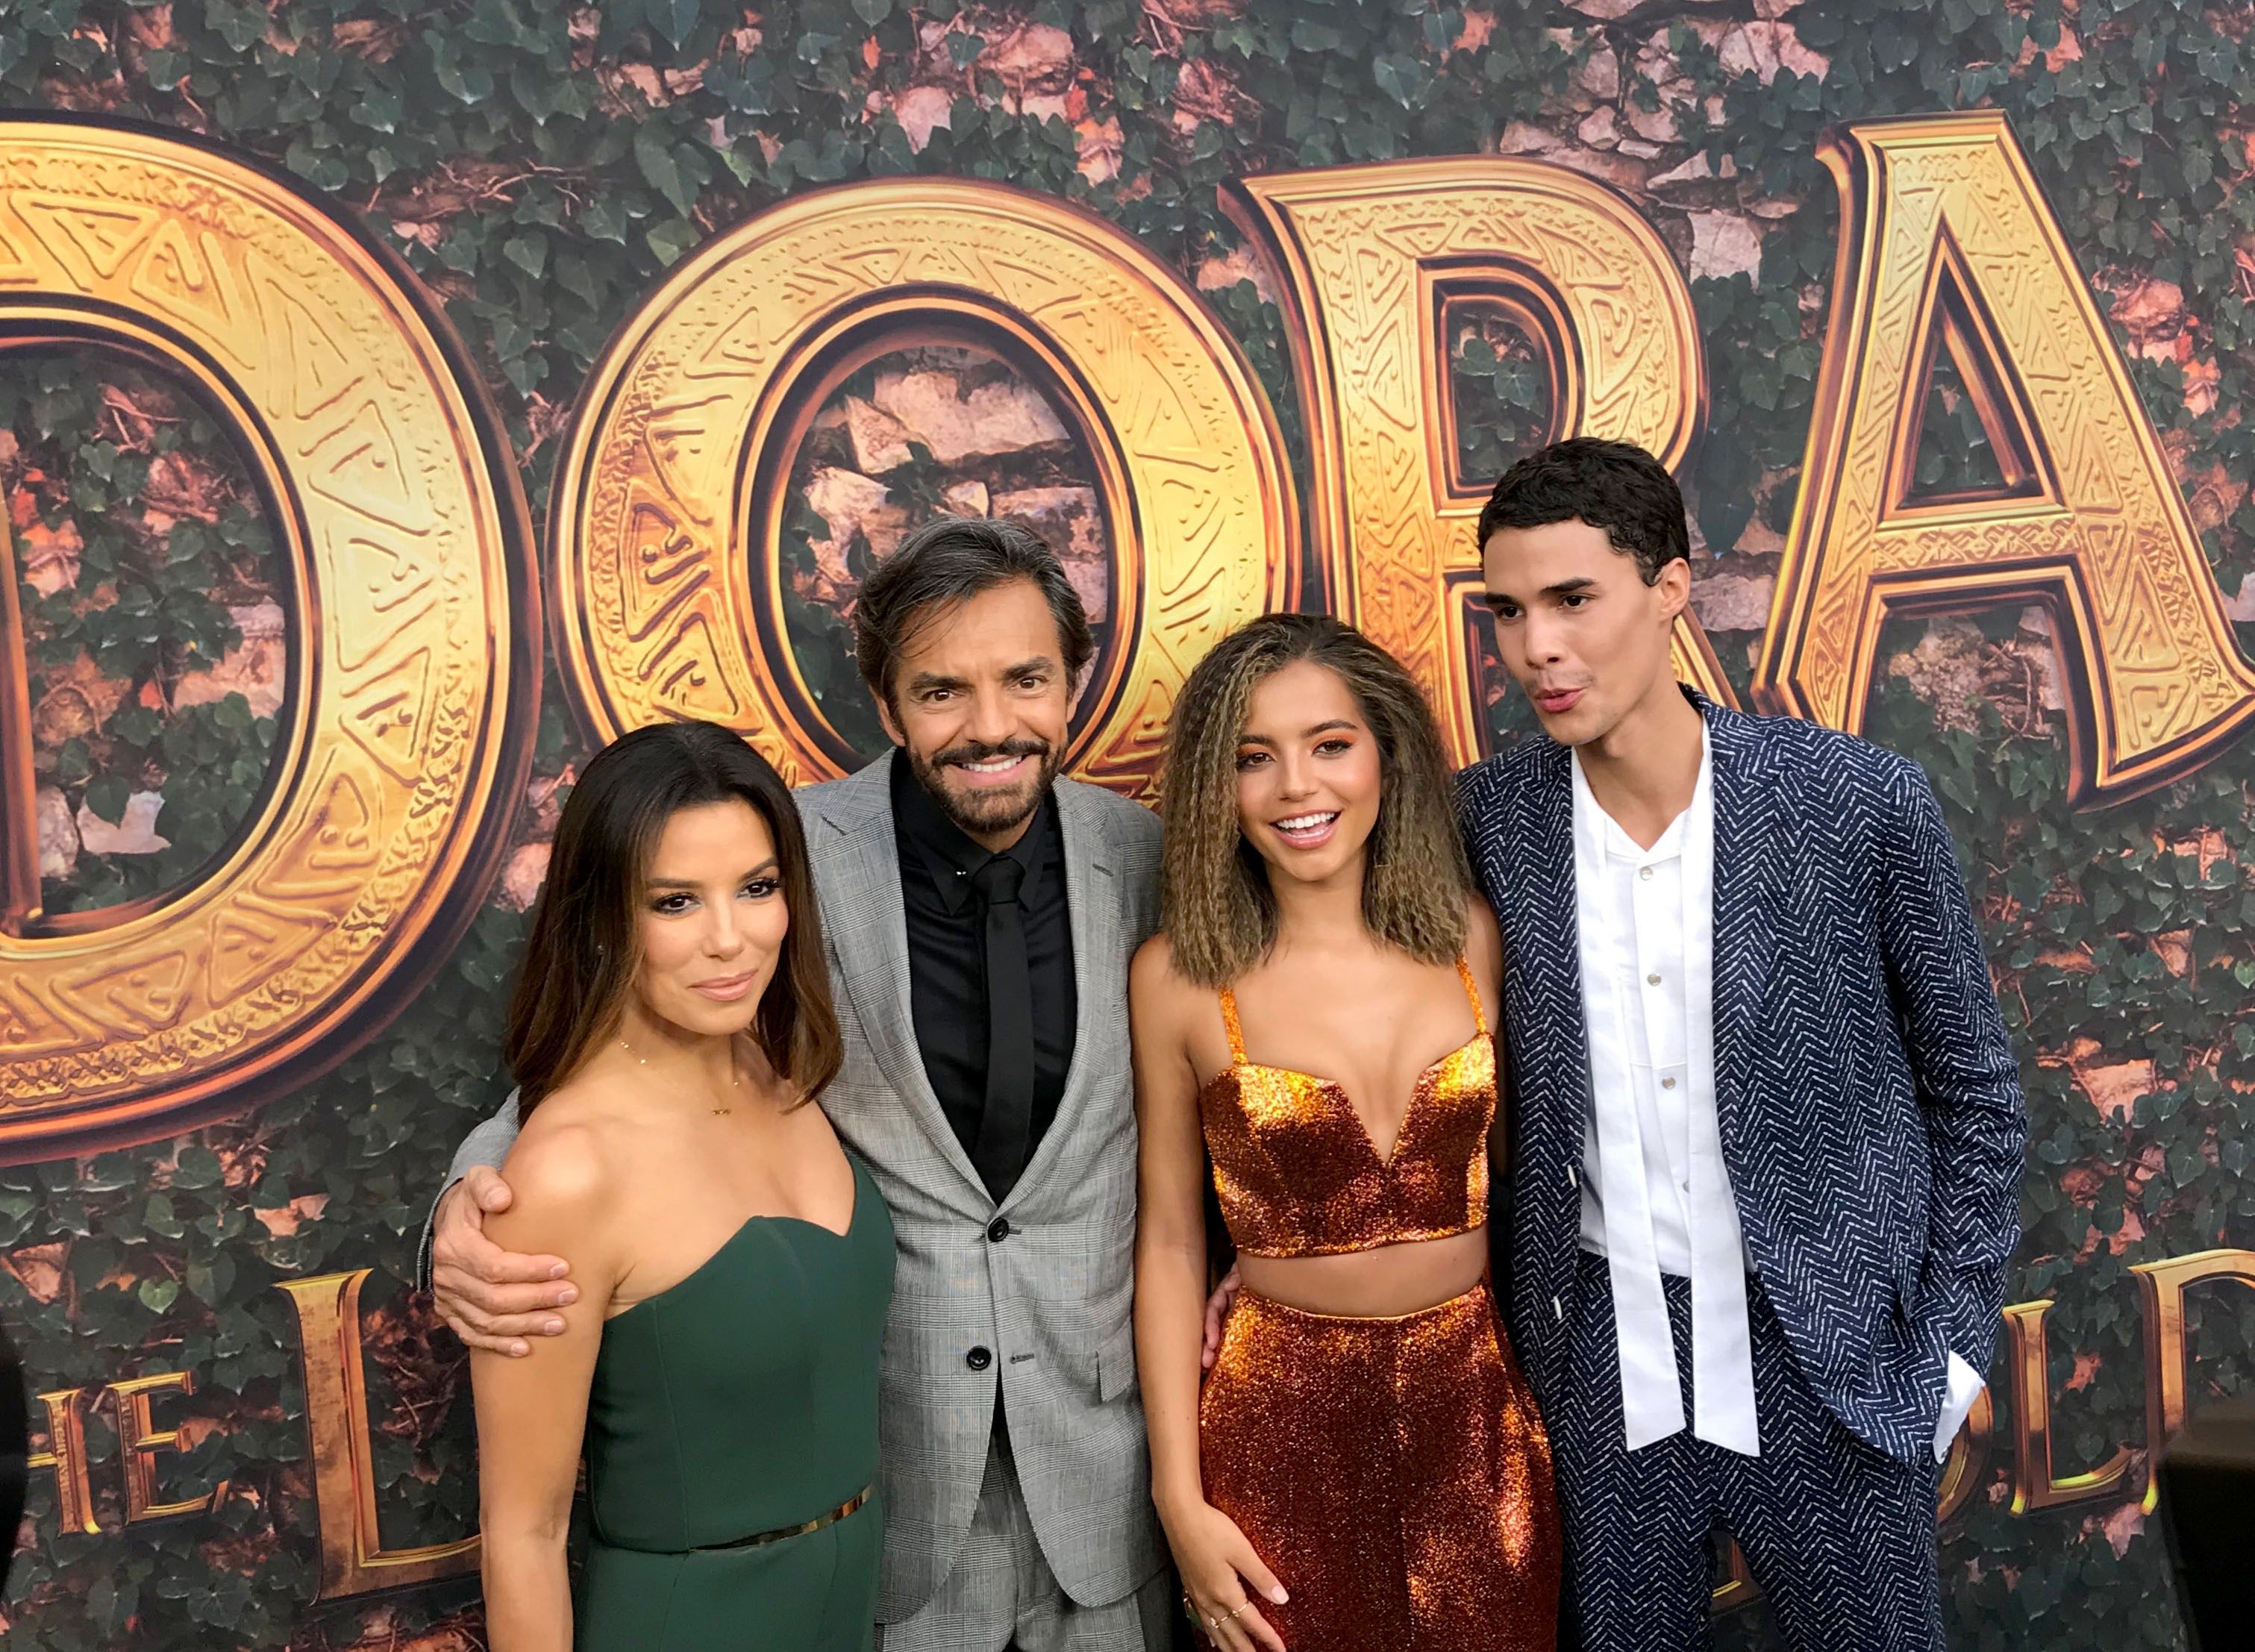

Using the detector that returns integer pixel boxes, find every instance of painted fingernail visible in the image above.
[542,1318,565,1335]
[1270,1588,1289,1604]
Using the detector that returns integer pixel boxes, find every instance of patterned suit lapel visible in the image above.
[1492,738,1589,1330]
[1702,697,1773,1153]
[815,757,989,1198]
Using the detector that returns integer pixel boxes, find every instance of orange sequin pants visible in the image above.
[1198,1279,1561,1651]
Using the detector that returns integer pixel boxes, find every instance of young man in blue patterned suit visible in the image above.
[1460,438,2026,1649]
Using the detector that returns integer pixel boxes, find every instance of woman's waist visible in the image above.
[1235,1227,1489,1320]
[589,1481,878,1558]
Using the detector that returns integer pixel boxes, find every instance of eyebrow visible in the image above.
[646,858,779,890]
[1238,718,1358,748]
[1483,576,1598,610]
[903,656,1057,695]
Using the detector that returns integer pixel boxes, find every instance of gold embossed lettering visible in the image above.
[1225,159,1728,763]
[275,1269,479,1599]
[111,1370,228,1523]
[0,119,539,1157]
[551,178,1298,798]
[1760,112,2255,801]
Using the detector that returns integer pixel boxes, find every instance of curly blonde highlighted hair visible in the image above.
[1159,613,1471,988]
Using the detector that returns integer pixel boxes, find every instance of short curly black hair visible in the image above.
[1474,437,1690,585]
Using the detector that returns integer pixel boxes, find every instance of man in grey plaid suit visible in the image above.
[425,519,1175,1650]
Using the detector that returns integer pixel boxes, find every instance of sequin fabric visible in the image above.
[1193,957,1561,1648]
[1199,1280,1561,1651]
[1199,957,1493,1257]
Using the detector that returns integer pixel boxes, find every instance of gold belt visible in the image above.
[692,1484,872,1552]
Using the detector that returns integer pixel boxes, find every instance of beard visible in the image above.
[906,735,1062,840]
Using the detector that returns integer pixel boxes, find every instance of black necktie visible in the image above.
[970,855,1035,1201]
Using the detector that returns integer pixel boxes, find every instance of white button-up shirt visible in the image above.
[1571,726,1986,1462]
[1571,731,1760,1455]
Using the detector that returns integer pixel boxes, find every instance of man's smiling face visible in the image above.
[876,575,1073,851]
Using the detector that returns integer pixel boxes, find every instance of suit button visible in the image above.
[987,1217,1011,1242]
[966,1346,992,1371]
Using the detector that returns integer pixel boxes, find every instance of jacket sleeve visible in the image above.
[413,1091,525,1292]
[1873,760,2027,1375]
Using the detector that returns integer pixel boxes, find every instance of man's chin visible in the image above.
[931,769,1048,836]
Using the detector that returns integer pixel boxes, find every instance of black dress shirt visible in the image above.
[890,752,1078,1177]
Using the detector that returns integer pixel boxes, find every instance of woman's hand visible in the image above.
[1166,1499,1289,1652]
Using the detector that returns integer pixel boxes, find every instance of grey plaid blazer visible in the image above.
[431,757,1166,1621]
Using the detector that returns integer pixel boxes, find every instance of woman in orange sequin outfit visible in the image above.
[1130,614,1560,1652]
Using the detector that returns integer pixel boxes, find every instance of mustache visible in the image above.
[933,737,1051,769]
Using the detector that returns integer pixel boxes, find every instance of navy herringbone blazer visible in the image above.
[1460,692,2027,1466]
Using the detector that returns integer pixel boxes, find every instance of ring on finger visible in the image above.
[1226,1601,1255,1621]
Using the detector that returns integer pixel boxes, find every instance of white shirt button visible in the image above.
[1638,866,1654,881]
[1646,972,1662,986]
[1662,1076,1677,1090]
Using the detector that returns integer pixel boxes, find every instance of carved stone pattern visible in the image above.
[553,180,1296,798]
[1770,116,2255,797]
[0,128,524,1132]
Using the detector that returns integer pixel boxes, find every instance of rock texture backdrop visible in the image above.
[2,4,2252,1650]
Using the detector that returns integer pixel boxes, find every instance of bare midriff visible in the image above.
[1236,1224,1489,1318]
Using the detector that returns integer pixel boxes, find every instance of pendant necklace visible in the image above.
[619,1036,742,1116]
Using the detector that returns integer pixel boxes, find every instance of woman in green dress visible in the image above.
[472,721,892,1652]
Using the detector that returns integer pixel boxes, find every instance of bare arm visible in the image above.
[470,1124,621,1652]
[1130,939,1286,1652]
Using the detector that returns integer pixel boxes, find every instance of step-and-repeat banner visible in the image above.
[1,5,2251,1648]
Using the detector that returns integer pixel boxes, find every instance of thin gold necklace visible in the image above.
[619,1036,743,1116]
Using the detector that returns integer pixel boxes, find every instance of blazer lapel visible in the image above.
[1701,698,1773,1154]
[816,757,989,1198]
[1003,778,1116,1213]
[1509,739,1592,1174]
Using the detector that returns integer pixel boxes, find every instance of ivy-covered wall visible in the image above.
[4,2,2254,1648]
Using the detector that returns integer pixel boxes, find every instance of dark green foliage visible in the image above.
[3,2,2251,1647]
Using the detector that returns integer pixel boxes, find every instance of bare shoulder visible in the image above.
[493,1084,634,1237]
[1462,895,1504,1004]
[1463,895,1503,966]
[1129,931,1202,1030]
[1130,928,1186,995]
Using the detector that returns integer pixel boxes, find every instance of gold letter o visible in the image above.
[549,177,1299,796]
[0,116,539,1156]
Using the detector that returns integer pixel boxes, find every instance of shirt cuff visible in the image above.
[1933,1350,1986,1462]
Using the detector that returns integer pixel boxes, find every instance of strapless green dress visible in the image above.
[575,1155,894,1651]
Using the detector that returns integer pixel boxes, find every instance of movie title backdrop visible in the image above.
[1,2,2252,1648]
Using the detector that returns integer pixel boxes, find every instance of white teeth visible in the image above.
[1275,813,1337,832]
[960,756,1021,772]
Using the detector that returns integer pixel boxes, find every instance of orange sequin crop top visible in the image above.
[1197,958,1495,1259]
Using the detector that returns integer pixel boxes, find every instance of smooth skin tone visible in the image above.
[1133,660,1505,1652]
[472,799,860,1651]
[1183,519,1705,1367]
[1480,515,1702,847]
[429,575,1076,1353]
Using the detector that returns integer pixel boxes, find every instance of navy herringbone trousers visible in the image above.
[1551,1253,1944,1652]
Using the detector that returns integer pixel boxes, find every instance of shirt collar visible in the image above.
[889,748,1057,916]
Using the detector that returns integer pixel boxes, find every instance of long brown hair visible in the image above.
[504,722,842,1114]
[1159,613,1471,988]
